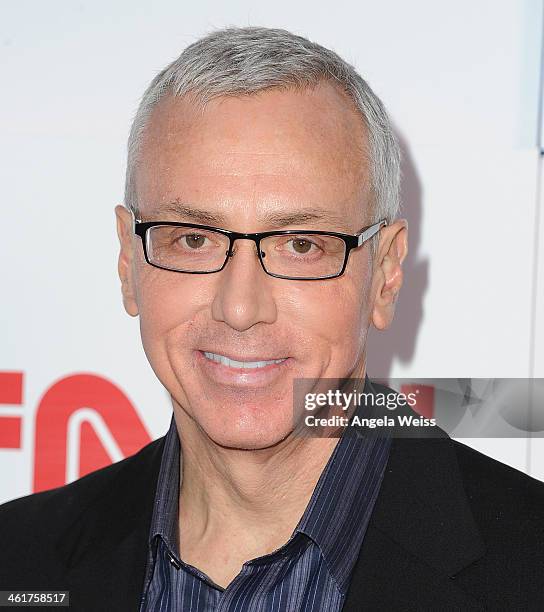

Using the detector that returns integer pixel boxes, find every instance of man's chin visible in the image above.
[189,406,296,451]
[206,430,293,451]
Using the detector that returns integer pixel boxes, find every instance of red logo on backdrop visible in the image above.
[0,372,152,493]
[1,373,436,495]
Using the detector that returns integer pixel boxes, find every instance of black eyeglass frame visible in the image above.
[133,217,388,280]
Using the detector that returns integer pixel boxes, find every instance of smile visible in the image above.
[203,351,287,369]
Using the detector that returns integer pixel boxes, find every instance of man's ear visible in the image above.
[370,219,408,331]
[115,204,139,317]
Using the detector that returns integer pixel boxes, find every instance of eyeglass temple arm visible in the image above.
[130,208,140,228]
[357,219,388,246]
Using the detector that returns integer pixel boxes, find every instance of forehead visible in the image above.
[135,81,370,227]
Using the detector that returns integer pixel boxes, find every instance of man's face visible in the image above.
[119,81,378,450]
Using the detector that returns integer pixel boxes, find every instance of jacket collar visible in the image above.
[343,380,486,608]
[55,435,165,611]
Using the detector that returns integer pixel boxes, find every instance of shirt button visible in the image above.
[168,553,181,570]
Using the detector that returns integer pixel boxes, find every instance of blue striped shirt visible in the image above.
[140,390,391,611]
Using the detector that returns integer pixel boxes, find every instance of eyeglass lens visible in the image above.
[146,225,347,279]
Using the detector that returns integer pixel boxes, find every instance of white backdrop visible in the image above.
[1,0,544,505]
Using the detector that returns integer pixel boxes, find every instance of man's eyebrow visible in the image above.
[260,208,349,228]
[145,201,352,230]
[149,201,228,225]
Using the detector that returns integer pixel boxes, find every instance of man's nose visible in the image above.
[211,240,277,332]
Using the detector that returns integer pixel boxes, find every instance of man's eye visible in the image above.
[286,238,321,255]
[182,234,207,249]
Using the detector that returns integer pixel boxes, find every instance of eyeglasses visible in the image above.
[133,217,387,281]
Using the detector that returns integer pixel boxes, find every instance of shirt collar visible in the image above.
[148,374,392,595]
[148,414,180,555]
[294,394,392,592]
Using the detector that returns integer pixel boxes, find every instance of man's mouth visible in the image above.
[202,351,287,370]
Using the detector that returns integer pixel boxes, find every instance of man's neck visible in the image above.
[172,413,340,586]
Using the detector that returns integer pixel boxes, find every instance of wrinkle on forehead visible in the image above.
[134,81,371,221]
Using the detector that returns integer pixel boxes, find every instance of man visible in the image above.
[1,25,543,611]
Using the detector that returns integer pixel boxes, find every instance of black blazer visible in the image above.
[1,424,543,610]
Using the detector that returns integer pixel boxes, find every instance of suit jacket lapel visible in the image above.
[55,437,165,611]
[343,434,487,610]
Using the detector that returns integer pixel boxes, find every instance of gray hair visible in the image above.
[124,26,401,255]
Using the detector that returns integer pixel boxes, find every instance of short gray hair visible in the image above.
[124,26,401,246]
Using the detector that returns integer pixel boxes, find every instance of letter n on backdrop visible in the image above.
[33,373,151,493]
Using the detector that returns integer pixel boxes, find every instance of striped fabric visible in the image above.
[140,391,391,611]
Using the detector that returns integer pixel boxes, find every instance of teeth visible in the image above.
[203,352,286,369]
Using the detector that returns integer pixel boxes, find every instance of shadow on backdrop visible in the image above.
[367,130,429,378]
